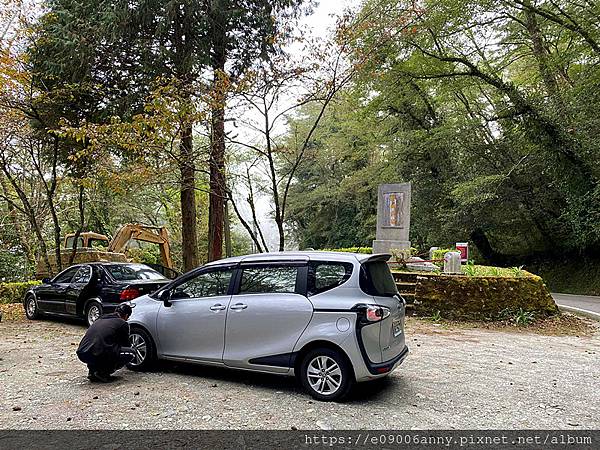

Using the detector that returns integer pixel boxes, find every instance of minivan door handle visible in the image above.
[209,304,227,311]
[230,303,248,310]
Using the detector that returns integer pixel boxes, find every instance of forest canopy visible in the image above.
[1,0,599,282]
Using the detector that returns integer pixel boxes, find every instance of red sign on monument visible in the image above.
[455,242,469,263]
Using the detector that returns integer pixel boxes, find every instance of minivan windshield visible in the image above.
[359,261,398,297]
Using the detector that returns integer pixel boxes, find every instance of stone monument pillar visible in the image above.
[372,183,411,254]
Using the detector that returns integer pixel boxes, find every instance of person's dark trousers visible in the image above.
[88,347,136,377]
[116,347,136,371]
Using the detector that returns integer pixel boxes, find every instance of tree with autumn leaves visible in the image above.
[13,0,307,272]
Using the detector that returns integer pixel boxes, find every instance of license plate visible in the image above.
[392,320,403,337]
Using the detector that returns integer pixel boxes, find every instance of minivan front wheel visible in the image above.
[127,327,156,371]
[300,348,353,401]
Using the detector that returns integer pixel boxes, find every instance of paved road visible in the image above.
[552,293,600,319]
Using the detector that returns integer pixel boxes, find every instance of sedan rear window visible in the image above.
[106,264,165,281]
[359,261,398,297]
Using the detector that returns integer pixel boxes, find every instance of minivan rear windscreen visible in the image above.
[359,261,398,297]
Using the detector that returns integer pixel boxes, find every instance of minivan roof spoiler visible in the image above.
[359,253,392,263]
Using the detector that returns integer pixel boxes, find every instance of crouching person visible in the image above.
[77,303,136,382]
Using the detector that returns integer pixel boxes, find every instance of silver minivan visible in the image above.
[126,252,408,401]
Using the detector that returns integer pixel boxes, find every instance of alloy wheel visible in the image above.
[87,304,101,325]
[306,355,342,396]
[129,333,147,366]
[26,297,36,318]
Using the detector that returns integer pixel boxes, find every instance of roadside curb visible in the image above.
[558,304,600,322]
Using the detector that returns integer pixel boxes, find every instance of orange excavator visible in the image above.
[36,224,176,279]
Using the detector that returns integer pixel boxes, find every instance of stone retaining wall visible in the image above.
[414,273,559,320]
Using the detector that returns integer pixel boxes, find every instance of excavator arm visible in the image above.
[108,224,174,270]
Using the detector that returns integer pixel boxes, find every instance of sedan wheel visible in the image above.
[85,302,102,327]
[25,296,39,320]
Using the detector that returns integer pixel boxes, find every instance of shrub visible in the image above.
[0,249,31,282]
[127,247,160,265]
[0,281,41,304]
[462,264,532,278]
[431,248,456,267]
[321,247,372,254]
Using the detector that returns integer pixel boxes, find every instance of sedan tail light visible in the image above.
[120,287,141,301]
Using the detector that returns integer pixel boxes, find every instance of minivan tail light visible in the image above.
[120,287,140,301]
[365,305,390,322]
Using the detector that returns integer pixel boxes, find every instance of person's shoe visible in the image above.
[92,372,112,383]
[87,370,100,382]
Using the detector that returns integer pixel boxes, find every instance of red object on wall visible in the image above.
[455,242,469,263]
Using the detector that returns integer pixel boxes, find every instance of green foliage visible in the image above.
[0,281,41,304]
[430,310,442,322]
[513,308,536,326]
[432,248,456,266]
[283,0,600,263]
[0,249,31,282]
[126,247,159,265]
[500,307,536,326]
[462,264,534,278]
[532,258,600,296]
[321,247,373,254]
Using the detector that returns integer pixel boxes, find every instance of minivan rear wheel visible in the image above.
[300,348,353,401]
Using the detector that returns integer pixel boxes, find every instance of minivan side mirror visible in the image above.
[158,289,172,307]
[42,277,51,284]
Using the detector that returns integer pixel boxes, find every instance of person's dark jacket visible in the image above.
[76,313,130,365]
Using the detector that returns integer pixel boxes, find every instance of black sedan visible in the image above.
[24,262,170,326]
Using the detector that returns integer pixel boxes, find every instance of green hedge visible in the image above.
[414,273,559,320]
[431,248,455,266]
[321,247,372,254]
[0,281,41,304]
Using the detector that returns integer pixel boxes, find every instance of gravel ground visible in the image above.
[0,316,599,430]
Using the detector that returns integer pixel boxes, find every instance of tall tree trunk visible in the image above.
[208,98,226,261]
[0,175,34,266]
[1,168,51,274]
[523,1,564,111]
[224,199,232,257]
[68,184,85,264]
[208,3,227,262]
[180,122,199,271]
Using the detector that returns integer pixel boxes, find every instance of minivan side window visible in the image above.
[307,262,353,296]
[359,261,398,297]
[171,269,233,299]
[239,266,298,294]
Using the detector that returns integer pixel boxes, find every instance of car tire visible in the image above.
[24,295,40,320]
[85,301,102,327]
[299,347,354,402]
[127,327,156,372]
